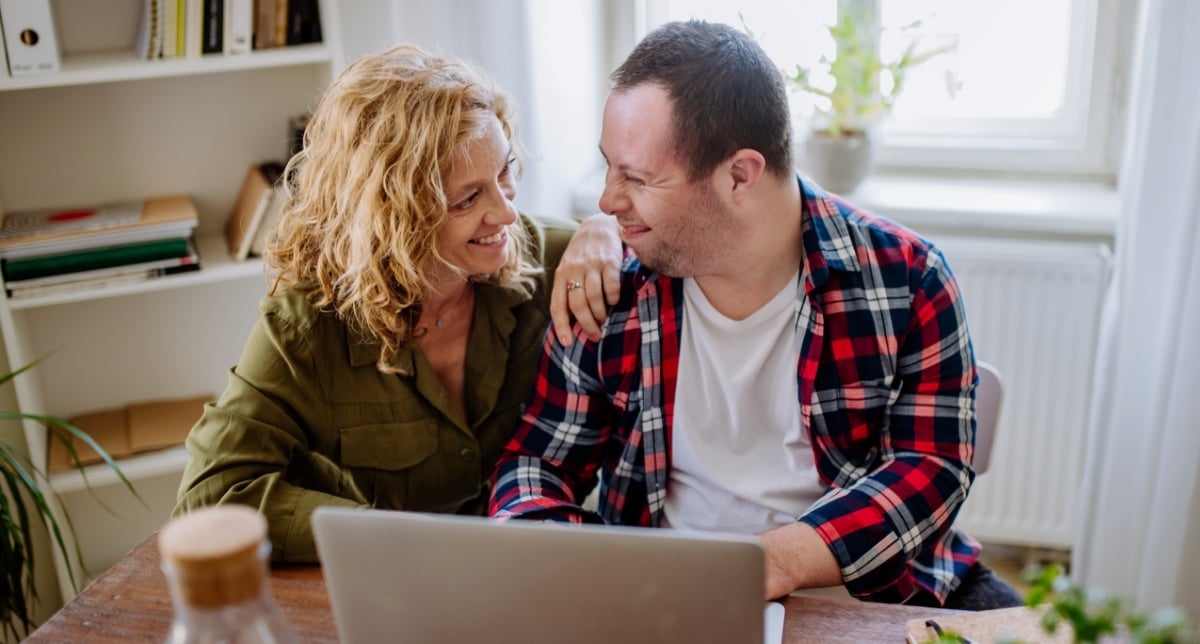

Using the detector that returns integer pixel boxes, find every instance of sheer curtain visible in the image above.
[337,0,605,220]
[1073,0,1200,620]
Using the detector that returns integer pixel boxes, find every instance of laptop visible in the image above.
[311,507,780,644]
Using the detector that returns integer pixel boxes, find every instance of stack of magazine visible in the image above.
[0,195,200,301]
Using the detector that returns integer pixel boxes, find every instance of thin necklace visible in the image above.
[428,281,472,328]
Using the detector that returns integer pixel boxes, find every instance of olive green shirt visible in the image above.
[175,215,574,562]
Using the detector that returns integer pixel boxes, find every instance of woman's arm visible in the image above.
[175,305,366,563]
[550,213,623,345]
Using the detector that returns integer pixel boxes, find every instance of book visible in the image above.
[904,605,1073,644]
[285,0,321,45]
[2,237,192,282]
[0,0,61,76]
[135,0,167,60]
[225,164,269,260]
[155,0,167,58]
[5,237,199,290]
[7,263,200,301]
[252,0,277,49]
[272,0,288,47]
[0,194,199,260]
[0,201,141,240]
[287,112,310,158]
[201,0,223,53]
[183,0,204,57]
[302,0,322,44]
[161,0,178,58]
[226,0,253,53]
[175,0,186,57]
[1,220,197,261]
[248,179,287,257]
[133,0,153,59]
[225,161,284,261]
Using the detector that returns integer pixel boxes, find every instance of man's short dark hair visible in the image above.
[611,20,793,182]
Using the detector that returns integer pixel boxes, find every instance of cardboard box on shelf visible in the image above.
[47,394,212,472]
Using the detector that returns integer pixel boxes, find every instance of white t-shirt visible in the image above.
[661,272,825,534]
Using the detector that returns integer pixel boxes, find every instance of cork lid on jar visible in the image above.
[158,505,269,608]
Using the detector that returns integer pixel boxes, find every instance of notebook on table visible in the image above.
[312,507,782,644]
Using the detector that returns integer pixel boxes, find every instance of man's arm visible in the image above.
[489,325,614,523]
[790,249,977,601]
[759,523,842,599]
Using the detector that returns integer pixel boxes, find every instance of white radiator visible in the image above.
[935,236,1113,549]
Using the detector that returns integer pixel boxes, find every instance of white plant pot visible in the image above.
[801,130,876,195]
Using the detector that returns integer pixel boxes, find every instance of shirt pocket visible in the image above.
[339,419,439,471]
[339,419,439,509]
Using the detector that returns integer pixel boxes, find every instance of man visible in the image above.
[490,20,1021,609]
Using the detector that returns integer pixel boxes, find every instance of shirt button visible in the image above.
[460,448,475,461]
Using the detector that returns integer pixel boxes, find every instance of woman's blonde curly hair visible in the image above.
[265,44,539,373]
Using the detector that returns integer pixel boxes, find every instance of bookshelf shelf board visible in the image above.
[48,445,189,495]
[6,233,266,310]
[0,44,334,92]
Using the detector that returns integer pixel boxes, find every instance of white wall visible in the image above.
[336,0,607,221]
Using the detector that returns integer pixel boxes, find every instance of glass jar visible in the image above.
[158,505,299,644]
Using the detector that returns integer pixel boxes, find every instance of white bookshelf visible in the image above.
[0,0,343,605]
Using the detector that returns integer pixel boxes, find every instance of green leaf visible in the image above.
[1021,563,1198,643]
[0,359,141,635]
[0,466,35,640]
[0,356,47,388]
[743,8,954,137]
[0,447,80,593]
[1042,607,1059,632]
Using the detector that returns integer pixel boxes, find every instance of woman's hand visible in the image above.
[551,213,623,345]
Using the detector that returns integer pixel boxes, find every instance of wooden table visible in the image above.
[27,535,959,643]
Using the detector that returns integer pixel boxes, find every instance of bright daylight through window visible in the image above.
[642,0,1122,177]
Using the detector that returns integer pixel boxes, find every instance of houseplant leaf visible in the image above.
[0,360,142,638]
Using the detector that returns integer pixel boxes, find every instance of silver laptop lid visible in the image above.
[312,507,765,644]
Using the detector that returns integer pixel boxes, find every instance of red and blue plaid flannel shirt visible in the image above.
[490,178,981,604]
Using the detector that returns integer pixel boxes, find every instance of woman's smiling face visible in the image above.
[435,114,519,282]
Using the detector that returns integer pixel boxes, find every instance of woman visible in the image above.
[175,44,618,562]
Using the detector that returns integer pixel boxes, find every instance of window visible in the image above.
[637,0,1128,177]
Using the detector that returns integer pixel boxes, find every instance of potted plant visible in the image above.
[1023,564,1196,643]
[750,11,956,193]
[0,359,137,640]
[927,565,1197,643]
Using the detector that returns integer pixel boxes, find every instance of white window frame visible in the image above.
[623,0,1133,180]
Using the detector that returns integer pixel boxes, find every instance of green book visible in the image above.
[2,237,192,282]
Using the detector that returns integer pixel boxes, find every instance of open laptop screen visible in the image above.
[312,507,769,644]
